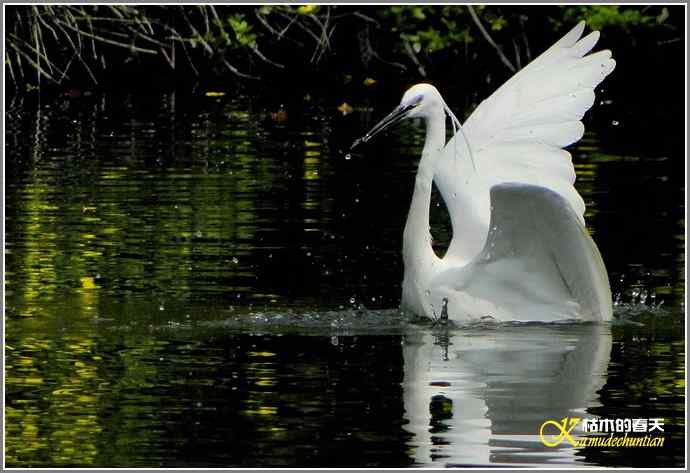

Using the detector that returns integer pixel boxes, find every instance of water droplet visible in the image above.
[349,297,356,304]
[232,257,239,264]
[306,252,311,257]
[159,305,165,311]
[631,288,640,304]
[425,289,431,297]
[345,153,352,160]
[611,120,620,126]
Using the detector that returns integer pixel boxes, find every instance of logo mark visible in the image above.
[540,417,581,447]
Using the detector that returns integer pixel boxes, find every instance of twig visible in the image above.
[276,11,326,64]
[46,9,98,83]
[6,52,17,84]
[54,18,159,54]
[159,45,175,69]
[136,8,155,35]
[177,34,198,76]
[519,15,531,61]
[9,33,69,79]
[58,54,76,83]
[250,45,285,68]
[62,7,83,50]
[164,25,198,75]
[180,9,214,55]
[255,10,303,47]
[207,4,223,28]
[32,6,59,42]
[467,5,516,73]
[657,37,681,45]
[85,11,99,60]
[403,38,427,78]
[360,24,406,71]
[14,48,25,79]
[351,11,380,27]
[108,5,125,20]
[197,5,210,35]
[276,8,299,38]
[7,38,58,83]
[33,19,42,86]
[222,59,259,80]
[31,10,53,76]
[307,8,332,63]
[512,38,521,69]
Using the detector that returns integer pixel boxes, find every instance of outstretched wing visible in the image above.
[432,183,613,321]
[436,21,615,262]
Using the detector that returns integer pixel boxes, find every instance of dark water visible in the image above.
[4,88,685,467]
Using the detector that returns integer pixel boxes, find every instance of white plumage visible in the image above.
[402,324,612,465]
[354,21,615,322]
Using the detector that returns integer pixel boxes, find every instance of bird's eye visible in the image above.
[412,95,424,106]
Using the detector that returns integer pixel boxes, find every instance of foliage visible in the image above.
[557,5,669,32]
[4,5,682,90]
[380,6,475,54]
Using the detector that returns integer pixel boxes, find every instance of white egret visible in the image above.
[403,324,612,465]
[353,21,615,322]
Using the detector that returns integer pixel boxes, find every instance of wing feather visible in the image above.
[432,183,612,321]
[437,21,614,262]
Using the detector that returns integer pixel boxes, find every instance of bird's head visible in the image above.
[351,83,443,149]
[400,83,443,119]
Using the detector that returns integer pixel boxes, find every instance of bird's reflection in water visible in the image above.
[402,323,612,467]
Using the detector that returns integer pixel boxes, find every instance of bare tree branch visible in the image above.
[467,5,516,73]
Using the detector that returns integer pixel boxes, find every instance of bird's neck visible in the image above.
[421,108,446,157]
[402,109,446,277]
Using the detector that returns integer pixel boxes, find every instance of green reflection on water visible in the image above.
[4,90,685,467]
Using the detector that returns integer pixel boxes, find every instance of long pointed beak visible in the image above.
[351,104,414,149]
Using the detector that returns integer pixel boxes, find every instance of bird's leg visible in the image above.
[431,297,450,330]
[440,297,449,325]
[432,325,452,362]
